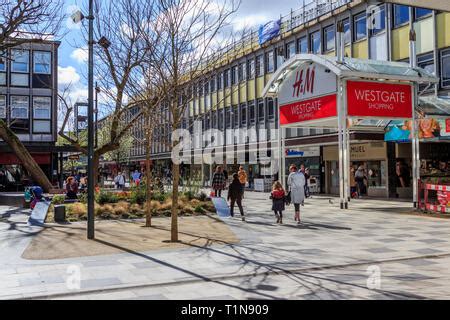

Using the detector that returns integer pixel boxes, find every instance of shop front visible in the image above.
[285,146,322,193]
[323,142,388,197]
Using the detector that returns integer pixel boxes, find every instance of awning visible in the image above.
[418,96,450,116]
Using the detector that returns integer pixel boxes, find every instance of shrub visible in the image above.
[113,202,130,216]
[151,192,168,202]
[194,205,206,214]
[196,191,208,202]
[130,188,146,205]
[96,191,119,205]
[51,195,65,205]
[67,203,87,217]
[183,190,195,201]
[78,192,88,204]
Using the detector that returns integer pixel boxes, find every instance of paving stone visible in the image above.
[80,277,123,289]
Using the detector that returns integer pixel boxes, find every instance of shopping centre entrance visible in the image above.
[263,53,438,209]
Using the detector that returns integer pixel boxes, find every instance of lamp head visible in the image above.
[71,10,85,24]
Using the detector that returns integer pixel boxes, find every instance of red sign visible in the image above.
[347,81,412,118]
[446,119,450,133]
[280,94,337,125]
[0,153,51,165]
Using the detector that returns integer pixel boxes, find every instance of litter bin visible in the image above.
[54,205,66,223]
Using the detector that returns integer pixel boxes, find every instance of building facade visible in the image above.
[0,40,60,190]
[127,0,450,197]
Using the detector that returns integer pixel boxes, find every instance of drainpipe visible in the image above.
[336,20,345,64]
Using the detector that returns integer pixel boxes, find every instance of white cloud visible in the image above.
[58,66,81,85]
[232,14,270,31]
[71,47,88,64]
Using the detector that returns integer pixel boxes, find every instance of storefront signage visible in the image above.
[285,146,320,158]
[347,81,412,118]
[280,94,337,125]
[278,63,337,107]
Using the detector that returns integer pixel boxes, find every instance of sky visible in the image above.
[58,0,313,106]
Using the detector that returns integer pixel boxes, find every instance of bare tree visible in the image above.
[59,0,160,185]
[149,0,240,242]
[0,0,64,192]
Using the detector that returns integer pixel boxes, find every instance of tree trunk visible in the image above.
[0,121,53,192]
[145,130,153,227]
[171,162,180,242]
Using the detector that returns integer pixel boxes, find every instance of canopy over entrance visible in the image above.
[263,54,439,209]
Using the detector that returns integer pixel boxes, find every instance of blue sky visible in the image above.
[58,0,313,104]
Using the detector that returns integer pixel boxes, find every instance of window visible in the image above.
[238,62,246,82]
[11,96,29,119]
[286,41,296,59]
[414,7,432,20]
[233,105,239,127]
[33,51,51,74]
[257,99,264,121]
[417,53,435,91]
[297,36,308,53]
[210,77,216,92]
[310,31,321,54]
[226,106,232,128]
[369,4,385,36]
[323,25,335,52]
[0,52,5,71]
[33,96,51,119]
[354,12,367,41]
[256,55,264,76]
[11,50,29,73]
[393,5,410,27]
[0,95,5,118]
[267,98,274,120]
[241,104,247,126]
[341,19,351,44]
[441,49,450,88]
[232,65,238,85]
[217,72,223,90]
[248,101,255,124]
[224,69,231,87]
[248,59,255,79]
[266,51,274,73]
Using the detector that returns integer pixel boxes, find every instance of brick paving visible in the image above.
[1,192,450,300]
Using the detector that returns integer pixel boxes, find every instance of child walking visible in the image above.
[271,181,286,224]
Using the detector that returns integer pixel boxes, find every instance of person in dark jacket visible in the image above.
[212,166,226,197]
[270,181,286,224]
[227,173,245,221]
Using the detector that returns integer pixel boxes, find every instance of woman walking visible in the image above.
[212,166,226,198]
[227,173,245,221]
[287,164,306,224]
[271,181,286,224]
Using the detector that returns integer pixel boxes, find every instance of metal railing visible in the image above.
[188,0,353,73]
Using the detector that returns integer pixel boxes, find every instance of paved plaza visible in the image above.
[1,192,450,300]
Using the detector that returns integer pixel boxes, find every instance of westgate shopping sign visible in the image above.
[279,62,337,125]
[347,81,413,118]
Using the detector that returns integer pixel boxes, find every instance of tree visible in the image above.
[59,0,160,185]
[0,0,64,192]
[149,0,240,242]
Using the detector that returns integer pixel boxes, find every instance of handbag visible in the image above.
[285,191,291,205]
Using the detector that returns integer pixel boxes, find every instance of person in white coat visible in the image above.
[287,164,306,224]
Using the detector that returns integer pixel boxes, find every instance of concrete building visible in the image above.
[126,0,450,197]
[0,40,60,190]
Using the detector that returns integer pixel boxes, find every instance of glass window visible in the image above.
[249,102,255,124]
[324,25,335,52]
[256,55,264,77]
[232,66,238,85]
[33,120,51,133]
[415,7,432,20]
[241,104,247,126]
[238,62,246,82]
[341,19,351,44]
[33,51,51,74]
[310,31,321,54]
[441,49,450,88]
[248,59,255,79]
[224,69,230,87]
[0,73,5,86]
[369,4,385,35]
[10,73,28,87]
[11,96,29,119]
[33,97,51,119]
[11,50,29,73]
[267,98,274,120]
[210,77,216,92]
[257,99,264,121]
[418,53,435,91]
[0,95,6,118]
[393,5,410,27]
[233,105,239,127]
[217,73,223,90]
[0,51,6,71]
[266,51,274,73]
[226,106,232,128]
[354,12,367,41]
[297,36,308,53]
[286,41,296,59]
